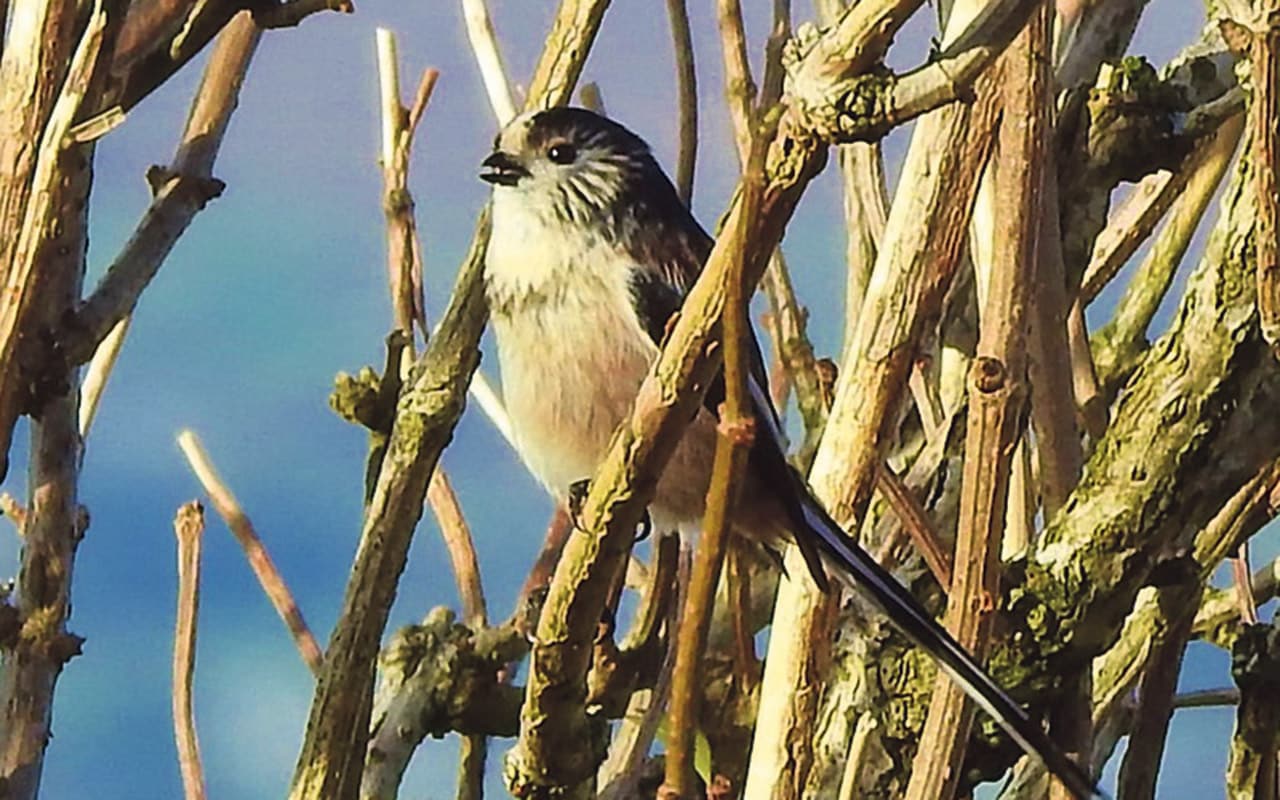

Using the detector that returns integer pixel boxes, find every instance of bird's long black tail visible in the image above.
[796,496,1103,800]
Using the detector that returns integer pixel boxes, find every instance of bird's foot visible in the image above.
[567,478,591,530]
[635,508,652,542]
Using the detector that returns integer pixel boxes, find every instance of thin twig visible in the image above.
[661,95,765,800]
[905,8,1047,797]
[664,0,697,204]
[1066,298,1107,439]
[461,0,516,125]
[759,0,790,112]
[1173,688,1241,708]
[373,30,487,636]
[512,506,573,632]
[429,472,488,627]
[872,462,953,589]
[1232,540,1261,625]
[376,29,430,347]
[176,430,323,675]
[1027,160,1083,520]
[172,501,207,800]
[77,316,130,437]
[0,492,27,534]
[1114,575,1199,800]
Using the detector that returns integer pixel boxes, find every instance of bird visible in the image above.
[480,106,1100,799]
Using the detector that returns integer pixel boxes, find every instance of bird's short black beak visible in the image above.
[480,151,529,186]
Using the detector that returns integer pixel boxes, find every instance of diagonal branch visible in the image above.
[177,430,323,675]
[64,13,263,366]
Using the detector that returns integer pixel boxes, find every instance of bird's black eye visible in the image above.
[547,143,577,164]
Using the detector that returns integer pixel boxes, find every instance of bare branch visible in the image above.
[1253,4,1280,352]
[65,14,262,367]
[1226,623,1280,800]
[77,316,130,437]
[1092,112,1246,397]
[0,0,109,481]
[905,9,1049,796]
[171,501,207,800]
[177,430,323,675]
[0,492,27,534]
[462,0,517,125]
[664,0,697,203]
[661,76,764,796]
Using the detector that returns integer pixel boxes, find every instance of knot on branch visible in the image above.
[716,412,756,446]
[971,356,1008,394]
[825,69,897,143]
[16,602,85,665]
[1079,57,1193,183]
[144,165,225,206]
[382,186,414,216]
[374,607,527,741]
[330,330,412,433]
[330,366,384,430]
[1231,622,1280,696]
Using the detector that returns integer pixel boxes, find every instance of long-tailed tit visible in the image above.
[481,107,1098,799]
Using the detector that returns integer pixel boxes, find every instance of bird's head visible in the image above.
[480,107,665,225]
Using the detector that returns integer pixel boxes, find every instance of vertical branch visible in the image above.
[661,115,765,800]
[747,49,1002,800]
[1254,2,1280,352]
[1027,164,1083,520]
[177,430,324,675]
[374,36,490,796]
[0,5,112,795]
[375,29,429,347]
[1226,623,1280,800]
[903,7,1048,799]
[664,0,697,204]
[1113,578,1199,800]
[172,502,208,800]
[0,0,93,481]
[814,0,888,344]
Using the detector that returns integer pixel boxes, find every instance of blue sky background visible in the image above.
[0,2,1262,798]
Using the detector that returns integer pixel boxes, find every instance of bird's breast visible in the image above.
[486,224,657,501]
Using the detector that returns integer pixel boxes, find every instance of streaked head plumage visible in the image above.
[480,107,672,227]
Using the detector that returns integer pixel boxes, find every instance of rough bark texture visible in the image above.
[991,136,1279,760]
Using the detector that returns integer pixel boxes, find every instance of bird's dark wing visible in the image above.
[623,178,1098,799]
[626,214,832,590]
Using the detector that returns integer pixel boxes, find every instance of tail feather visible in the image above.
[797,499,1103,800]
